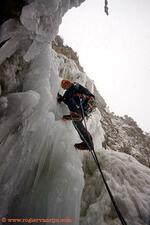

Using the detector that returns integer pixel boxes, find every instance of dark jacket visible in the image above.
[62,82,95,106]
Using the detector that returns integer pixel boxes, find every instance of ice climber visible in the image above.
[57,79,97,150]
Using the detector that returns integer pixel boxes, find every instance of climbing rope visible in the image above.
[73,98,128,225]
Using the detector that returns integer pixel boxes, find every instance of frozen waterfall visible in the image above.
[0,0,87,224]
[0,1,150,225]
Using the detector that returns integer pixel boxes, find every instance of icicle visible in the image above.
[104,0,109,16]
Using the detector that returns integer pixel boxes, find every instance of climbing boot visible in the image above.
[62,112,82,121]
[62,115,72,120]
[74,142,88,150]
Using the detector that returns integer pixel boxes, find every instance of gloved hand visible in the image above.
[57,93,63,104]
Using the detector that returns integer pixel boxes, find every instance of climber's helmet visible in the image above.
[61,79,72,90]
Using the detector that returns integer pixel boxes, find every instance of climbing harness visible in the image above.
[84,96,97,115]
[75,94,97,117]
[73,98,128,225]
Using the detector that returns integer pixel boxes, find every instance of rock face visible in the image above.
[52,35,84,73]
[0,0,27,26]
[100,109,150,168]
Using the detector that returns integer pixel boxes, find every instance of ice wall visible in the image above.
[81,150,150,225]
[0,1,91,224]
